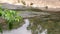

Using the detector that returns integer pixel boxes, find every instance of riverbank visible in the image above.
[1,3,60,12]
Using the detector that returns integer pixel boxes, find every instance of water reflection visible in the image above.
[27,13,60,34]
[0,12,60,34]
[2,19,31,34]
[1,18,47,34]
[27,17,47,34]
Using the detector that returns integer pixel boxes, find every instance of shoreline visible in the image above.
[0,3,60,12]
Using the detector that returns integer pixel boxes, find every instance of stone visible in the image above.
[0,0,60,8]
[0,0,60,12]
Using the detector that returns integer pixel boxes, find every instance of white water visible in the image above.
[0,19,47,34]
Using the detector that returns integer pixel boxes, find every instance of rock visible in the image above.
[18,11,50,18]
[0,3,31,10]
[0,0,60,12]
[0,0,60,8]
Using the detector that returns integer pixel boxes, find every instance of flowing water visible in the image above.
[0,11,60,34]
[1,19,47,34]
[0,3,60,34]
[2,19,31,34]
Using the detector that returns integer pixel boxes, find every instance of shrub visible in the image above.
[0,6,23,33]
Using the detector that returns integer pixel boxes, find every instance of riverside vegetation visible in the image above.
[0,6,23,34]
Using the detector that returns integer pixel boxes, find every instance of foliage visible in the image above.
[0,6,23,33]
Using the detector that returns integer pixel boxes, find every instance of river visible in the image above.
[1,19,47,34]
[0,11,60,34]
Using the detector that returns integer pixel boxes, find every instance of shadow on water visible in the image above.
[2,18,47,34]
[27,12,60,34]
[0,10,60,34]
[1,19,31,34]
[1,3,60,34]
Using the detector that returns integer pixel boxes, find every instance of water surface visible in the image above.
[0,11,60,34]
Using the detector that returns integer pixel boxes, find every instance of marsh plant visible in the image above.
[0,7,23,33]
